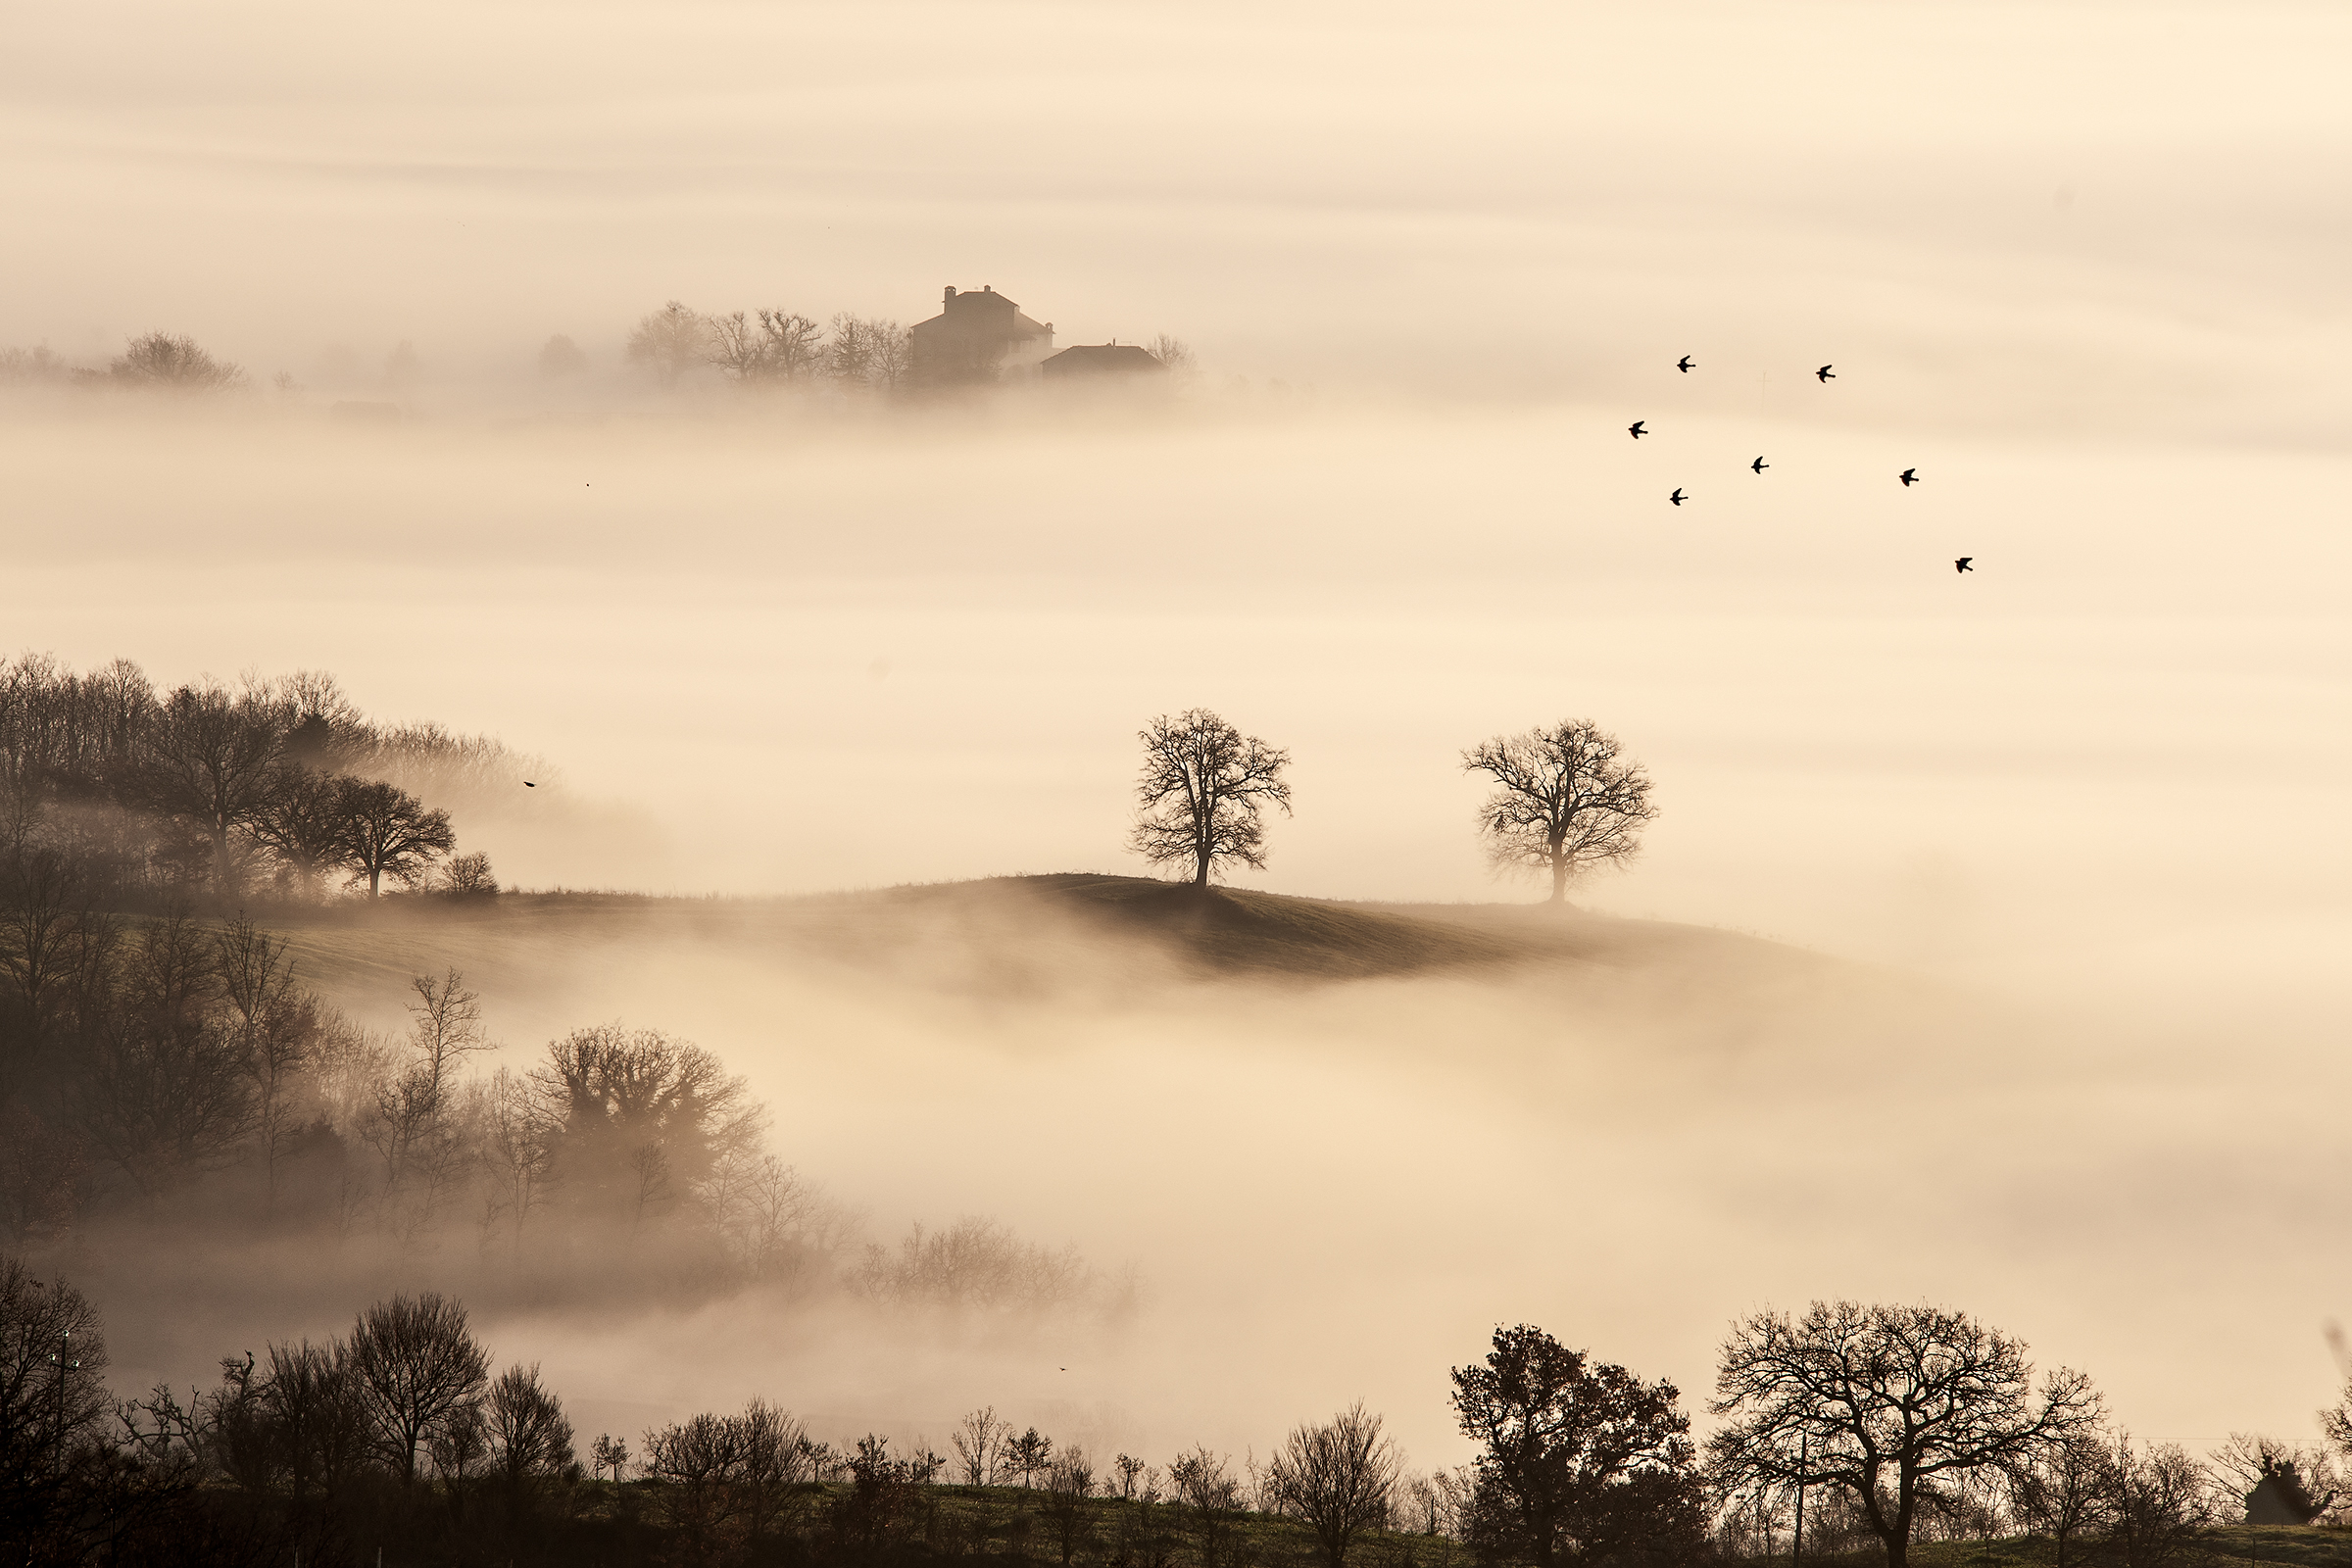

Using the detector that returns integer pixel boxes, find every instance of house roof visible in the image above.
[1041,344,1166,375]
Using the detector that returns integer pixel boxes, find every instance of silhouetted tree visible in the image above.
[1005,1426,1054,1493]
[530,1025,763,1222]
[2012,1431,2121,1568]
[1130,709,1293,887]
[261,1338,371,1500]
[1709,1301,2100,1568]
[1043,1447,1099,1565]
[954,1405,1009,1489]
[591,1431,629,1484]
[108,331,244,390]
[627,301,711,387]
[1462,719,1657,904]
[2106,1439,2212,1568]
[1169,1446,1249,1568]
[484,1362,575,1498]
[134,681,287,894]
[333,777,453,897]
[74,912,256,1196]
[1450,1324,1707,1568]
[0,1256,111,1528]
[345,1292,490,1483]
[1266,1401,1400,1568]
[247,766,352,898]
[213,913,317,1206]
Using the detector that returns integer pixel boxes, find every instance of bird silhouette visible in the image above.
[1899,468,1918,487]
[1750,457,1768,474]
[1628,420,1647,439]
[1676,356,1694,373]
[1669,488,1687,506]
[523,781,537,788]
[1954,558,1973,573]
[1816,365,1836,382]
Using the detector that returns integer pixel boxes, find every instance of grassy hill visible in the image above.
[251,872,1825,1008]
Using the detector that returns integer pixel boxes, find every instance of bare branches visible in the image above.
[1265,1401,1400,1568]
[1130,709,1294,887]
[1462,719,1657,904]
[1708,1301,2101,1568]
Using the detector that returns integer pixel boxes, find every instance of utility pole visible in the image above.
[48,1327,78,1470]
[1792,1432,1807,1568]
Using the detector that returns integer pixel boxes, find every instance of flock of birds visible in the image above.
[1631,357,1969,574]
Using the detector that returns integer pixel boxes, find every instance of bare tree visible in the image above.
[1044,1447,1099,1565]
[345,1291,491,1483]
[75,912,255,1196]
[479,1066,555,1255]
[1005,1426,1054,1492]
[531,1025,764,1219]
[1170,1446,1250,1568]
[954,1405,1010,1488]
[135,680,287,894]
[1462,719,1657,904]
[709,309,825,383]
[2109,1438,2214,1568]
[1709,1300,2101,1568]
[247,766,352,898]
[213,912,317,1206]
[334,777,453,897]
[591,1431,630,1484]
[1266,1401,1401,1568]
[626,301,710,386]
[0,1257,112,1488]
[1147,333,1198,379]
[108,331,245,390]
[2012,1430,2121,1568]
[484,1362,576,1494]
[1130,709,1293,887]
[262,1338,371,1500]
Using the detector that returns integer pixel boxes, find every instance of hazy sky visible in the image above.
[8,0,2352,1489]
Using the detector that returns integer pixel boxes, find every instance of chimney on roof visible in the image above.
[944,286,956,303]
[984,284,994,292]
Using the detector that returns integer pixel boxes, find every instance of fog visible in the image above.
[5,0,2351,1502]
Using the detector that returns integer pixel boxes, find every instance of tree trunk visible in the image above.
[368,862,382,898]
[1547,856,1568,903]
[1194,849,1210,886]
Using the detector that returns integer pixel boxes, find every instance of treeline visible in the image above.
[621,302,915,393]
[1,654,524,907]
[0,917,1099,1321]
[10,1283,2343,1568]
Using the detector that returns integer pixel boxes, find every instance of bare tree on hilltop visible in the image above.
[1461,718,1657,904]
[335,777,455,897]
[1130,709,1293,888]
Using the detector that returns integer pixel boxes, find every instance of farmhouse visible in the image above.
[908,285,1054,384]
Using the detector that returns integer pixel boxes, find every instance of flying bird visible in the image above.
[1899,468,1918,487]
[1676,356,1694,373]
[1669,488,1687,506]
[1750,457,1768,474]
[1954,558,1973,573]
[1816,365,1836,382]
[1628,419,1647,439]
[523,781,537,788]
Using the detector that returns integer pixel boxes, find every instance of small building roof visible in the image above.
[1041,343,1167,377]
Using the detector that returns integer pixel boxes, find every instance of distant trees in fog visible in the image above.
[1461,719,1658,904]
[1130,710,1295,887]
[108,330,247,391]
[0,654,516,907]
[629,298,916,396]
